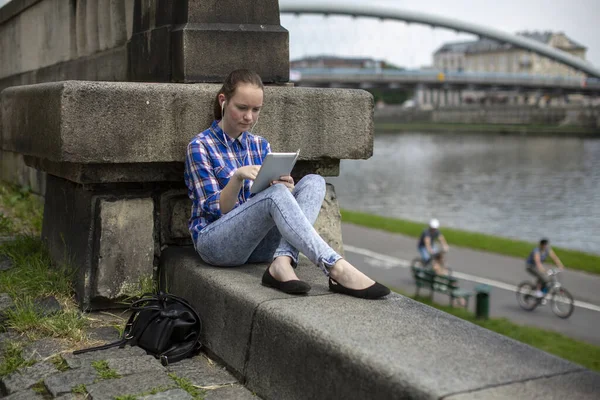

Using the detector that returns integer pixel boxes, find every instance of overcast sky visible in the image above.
[281,0,600,70]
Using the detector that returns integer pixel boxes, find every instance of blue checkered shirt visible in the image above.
[184,120,271,243]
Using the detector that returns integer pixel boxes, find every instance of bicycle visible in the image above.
[516,268,574,319]
[410,250,453,275]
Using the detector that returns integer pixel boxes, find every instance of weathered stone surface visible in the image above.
[87,326,121,343]
[85,371,175,400]
[245,294,588,400]
[0,255,14,271]
[32,295,62,317]
[22,338,69,362]
[139,388,193,400]
[161,247,332,376]
[63,345,147,369]
[1,361,58,395]
[2,389,45,399]
[0,0,132,79]
[446,370,600,400]
[204,385,257,400]
[171,26,289,83]
[313,183,344,255]
[167,356,237,387]
[160,189,193,245]
[43,366,98,397]
[2,81,373,168]
[0,293,14,323]
[42,174,96,309]
[106,355,165,376]
[95,198,155,300]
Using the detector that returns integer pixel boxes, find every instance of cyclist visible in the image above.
[417,218,449,265]
[526,238,565,298]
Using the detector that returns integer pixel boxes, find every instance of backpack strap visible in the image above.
[73,308,139,355]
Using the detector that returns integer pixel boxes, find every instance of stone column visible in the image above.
[128,0,289,83]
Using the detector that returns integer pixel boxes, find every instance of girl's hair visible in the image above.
[213,69,264,119]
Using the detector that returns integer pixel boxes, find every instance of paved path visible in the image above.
[342,223,600,346]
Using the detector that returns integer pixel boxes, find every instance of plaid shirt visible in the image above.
[184,120,270,242]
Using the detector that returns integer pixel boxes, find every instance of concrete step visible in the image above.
[161,246,600,400]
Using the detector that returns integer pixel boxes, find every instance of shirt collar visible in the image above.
[211,120,247,148]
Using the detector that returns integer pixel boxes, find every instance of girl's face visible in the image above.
[221,83,263,136]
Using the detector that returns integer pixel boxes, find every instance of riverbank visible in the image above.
[340,209,600,275]
[375,122,600,137]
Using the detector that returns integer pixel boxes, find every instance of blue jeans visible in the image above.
[194,174,341,275]
[418,245,439,263]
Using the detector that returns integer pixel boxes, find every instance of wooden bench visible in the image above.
[411,265,472,309]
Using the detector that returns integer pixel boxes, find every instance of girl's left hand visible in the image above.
[271,175,294,191]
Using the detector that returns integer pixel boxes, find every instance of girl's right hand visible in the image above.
[234,165,261,182]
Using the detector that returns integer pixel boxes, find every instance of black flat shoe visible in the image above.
[262,267,311,294]
[328,278,390,299]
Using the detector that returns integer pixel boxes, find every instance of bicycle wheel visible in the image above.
[516,281,539,311]
[550,287,574,319]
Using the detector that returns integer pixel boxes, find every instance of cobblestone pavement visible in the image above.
[0,308,258,399]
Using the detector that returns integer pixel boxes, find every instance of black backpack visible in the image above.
[74,292,202,365]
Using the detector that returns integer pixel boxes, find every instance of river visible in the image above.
[327,132,600,255]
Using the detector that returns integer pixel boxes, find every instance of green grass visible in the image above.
[71,383,87,394]
[92,360,121,380]
[0,342,36,377]
[0,182,43,235]
[401,291,600,372]
[0,236,87,341]
[341,209,600,275]
[169,373,205,399]
[375,122,600,136]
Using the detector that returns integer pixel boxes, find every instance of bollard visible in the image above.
[475,284,491,319]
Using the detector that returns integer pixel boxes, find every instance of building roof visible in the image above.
[434,31,586,55]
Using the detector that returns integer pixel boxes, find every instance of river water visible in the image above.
[327,132,600,255]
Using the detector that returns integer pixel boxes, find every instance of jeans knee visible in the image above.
[300,174,325,188]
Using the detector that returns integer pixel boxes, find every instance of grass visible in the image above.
[341,209,600,275]
[0,236,87,341]
[72,383,87,394]
[375,122,600,136]
[169,373,205,399]
[0,342,36,377]
[92,360,121,380]
[400,290,600,373]
[0,182,43,235]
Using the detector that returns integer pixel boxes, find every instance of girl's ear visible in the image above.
[218,93,226,105]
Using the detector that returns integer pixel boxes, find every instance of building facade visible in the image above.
[433,31,587,78]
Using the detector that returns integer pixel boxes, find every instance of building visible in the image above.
[433,31,587,78]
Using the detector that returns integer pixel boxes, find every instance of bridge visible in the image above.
[280,1,600,106]
[290,67,600,94]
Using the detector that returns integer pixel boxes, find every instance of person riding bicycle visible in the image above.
[526,238,565,298]
[417,218,449,266]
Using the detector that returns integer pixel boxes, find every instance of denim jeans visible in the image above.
[194,174,341,275]
[418,245,439,263]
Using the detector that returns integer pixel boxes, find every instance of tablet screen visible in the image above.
[250,150,300,194]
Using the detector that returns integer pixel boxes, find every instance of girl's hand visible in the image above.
[234,165,261,182]
[271,175,294,191]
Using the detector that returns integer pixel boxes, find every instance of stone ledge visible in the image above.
[161,246,599,400]
[2,80,373,165]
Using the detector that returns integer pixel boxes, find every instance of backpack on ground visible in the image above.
[74,292,202,365]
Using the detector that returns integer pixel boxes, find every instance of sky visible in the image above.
[281,0,600,70]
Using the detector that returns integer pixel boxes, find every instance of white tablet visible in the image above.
[250,150,300,194]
